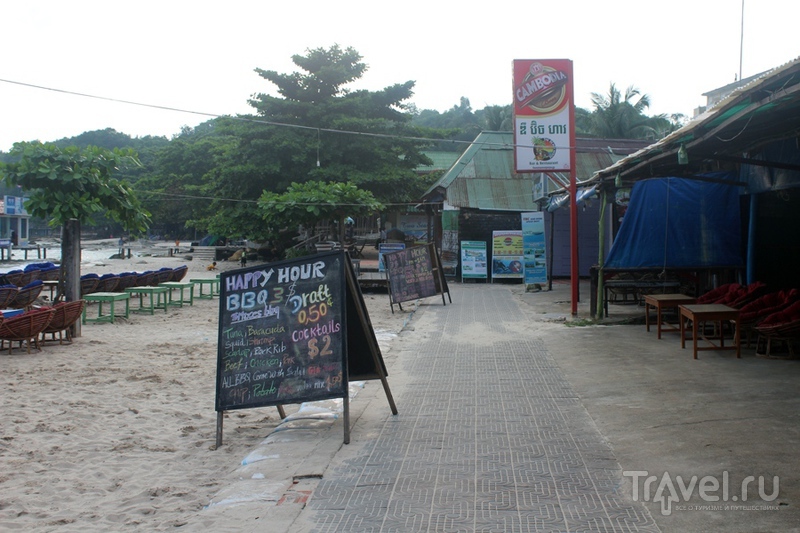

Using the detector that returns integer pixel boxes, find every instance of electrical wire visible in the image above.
[2,78,649,208]
[0,77,652,152]
[0,77,484,147]
[135,189,423,207]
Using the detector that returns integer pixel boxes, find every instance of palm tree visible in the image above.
[589,83,661,139]
[479,105,513,131]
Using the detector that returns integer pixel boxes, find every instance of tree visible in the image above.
[135,120,230,240]
[588,83,662,139]
[476,104,513,132]
[574,106,594,136]
[1,142,151,302]
[259,181,383,251]
[194,45,433,240]
[411,97,481,147]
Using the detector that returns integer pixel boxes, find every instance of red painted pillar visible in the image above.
[569,104,579,316]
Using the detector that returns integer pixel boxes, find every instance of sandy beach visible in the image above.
[0,241,411,531]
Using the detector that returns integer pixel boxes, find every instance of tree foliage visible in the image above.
[0,52,693,244]
[582,83,685,140]
[1,142,150,233]
[135,121,231,239]
[189,44,435,240]
[259,181,383,244]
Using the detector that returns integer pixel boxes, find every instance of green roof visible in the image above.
[423,132,646,211]
[417,151,461,173]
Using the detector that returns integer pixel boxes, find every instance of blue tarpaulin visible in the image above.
[604,174,743,269]
[199,235,224,246]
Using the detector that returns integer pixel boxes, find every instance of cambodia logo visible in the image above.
[515,62,569,114]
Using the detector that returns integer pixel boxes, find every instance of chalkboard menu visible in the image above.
[215,252,348,412]
[384,245,437,304]
[384,243,451,312]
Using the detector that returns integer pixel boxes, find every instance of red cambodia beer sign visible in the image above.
[513,59,573,116]
[513,59,574,172]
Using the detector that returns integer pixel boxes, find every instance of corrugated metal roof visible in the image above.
[417,151,461,173]
[422,132,647,211]
[448,178,535,211]
[590,56,800,188]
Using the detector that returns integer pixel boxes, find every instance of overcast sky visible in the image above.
[1,0,797,152]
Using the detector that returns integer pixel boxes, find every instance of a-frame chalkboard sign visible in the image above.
[214,251,396,447]
[384,242,452,313]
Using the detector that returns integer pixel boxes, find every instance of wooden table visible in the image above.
[19,245,48,260]
[82,292,130,324]
[125,286,169,314]
[679,304,741,359]
[604,280,681,317]
[190,278,220,299]
[160,281,194,307]
[644,294,696,339]
[43,280,59,301]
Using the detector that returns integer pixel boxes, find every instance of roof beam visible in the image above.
[712,154,800,172]
[598,71,800,182]
[684,81,800,149]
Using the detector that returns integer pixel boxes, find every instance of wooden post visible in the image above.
[596,189,608,319]
[216,412,223,449]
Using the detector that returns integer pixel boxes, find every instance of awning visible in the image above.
[545,185,598,212]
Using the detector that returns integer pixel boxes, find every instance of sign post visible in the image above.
[513,59,577,312]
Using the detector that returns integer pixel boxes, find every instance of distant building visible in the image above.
[693,70,768,117]
[419,132,649,277]
[0,195,31,247]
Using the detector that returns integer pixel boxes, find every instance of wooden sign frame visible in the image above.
[384,242,452,313]
[214,251,395,448]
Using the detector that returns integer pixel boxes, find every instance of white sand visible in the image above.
[0,242,408,531]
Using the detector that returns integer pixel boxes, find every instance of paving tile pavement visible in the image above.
[305,283,660,532]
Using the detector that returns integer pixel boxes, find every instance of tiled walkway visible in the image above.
[308,284,660,532]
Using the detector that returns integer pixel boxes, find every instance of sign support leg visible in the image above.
[343,393,351,444]
[379,374,398,415]
[215,411,224,449]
